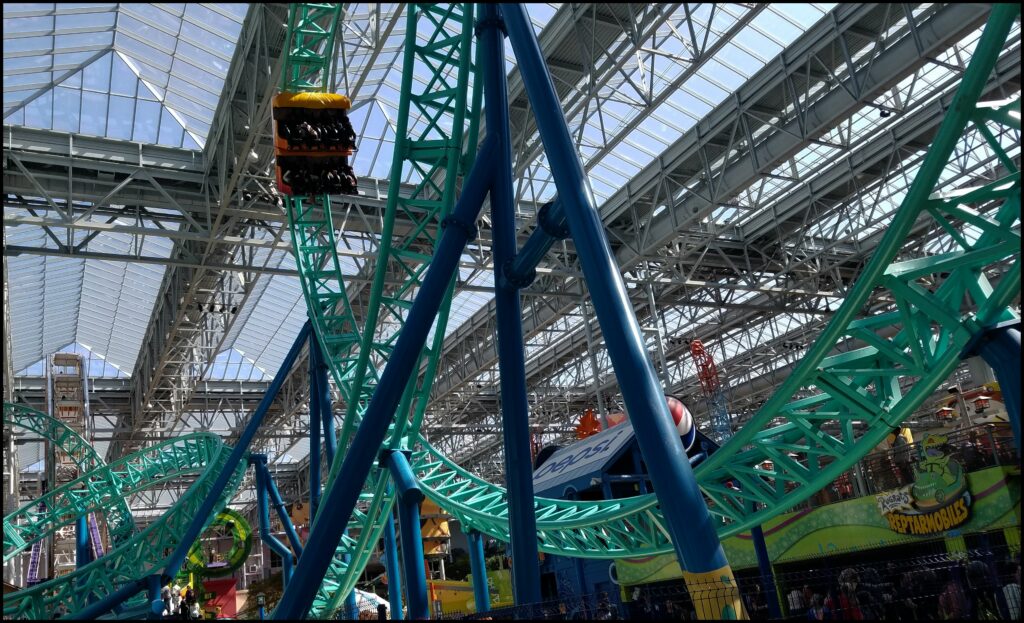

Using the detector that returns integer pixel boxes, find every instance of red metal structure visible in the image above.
[689,339,732,442]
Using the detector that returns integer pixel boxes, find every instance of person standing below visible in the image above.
[161,584,173,617]
[964,560,1002,620]
[825,569,864,620]
[891,428,914,485]
[184,585,198,620]
[938,568,966,620]
[806,594,831,621]
[170,581,182,618]
[1001,561,1020,620]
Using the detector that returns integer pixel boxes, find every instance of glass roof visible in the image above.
[338,4,560,182]
[3,3,248,148]
[16,341,129,379]
[6,210,173,374]
[0,2,844,392]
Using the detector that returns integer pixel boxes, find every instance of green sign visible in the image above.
[876,433,972,535]
[614,466,1019,585]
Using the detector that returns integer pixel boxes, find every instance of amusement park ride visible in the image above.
[3,3,1021,620]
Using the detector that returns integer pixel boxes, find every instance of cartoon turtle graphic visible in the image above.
[910,434,966,511]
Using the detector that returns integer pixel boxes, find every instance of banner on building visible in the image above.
[875,434,972,535]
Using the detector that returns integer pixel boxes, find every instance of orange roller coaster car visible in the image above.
[273,92,358,196]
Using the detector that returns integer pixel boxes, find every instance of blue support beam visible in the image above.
[500,6,740,613]
[467,530,490,614]
[384,509,404,620]
[630,448,649,495]
[480,5,542,607]
[253,456,295,590]
[309,350,322,519]
[162,322,312,585]
[310,336,336,470]
[502,199,567,289]
[386,451,429,621]
[254,456,304,559]
[343,529,359,619]
[973,322,1021,456]
[272,140,495,620]
[750,525,782,619]
[147,573,163,620]
[75,515,91,570]
[344,573,359,619]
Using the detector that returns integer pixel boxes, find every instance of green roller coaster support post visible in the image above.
[282,4,343,92]
[334,3,476,459]
[332,0,415,455]
[279,4,479,618]
[464,39,485,168]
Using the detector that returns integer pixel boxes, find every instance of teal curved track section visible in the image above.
[280,3,479,617]
[3,403,135,555]
[3,417,246,619]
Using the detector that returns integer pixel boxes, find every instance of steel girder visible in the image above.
[107,4,291,460]
[603,4,991,270]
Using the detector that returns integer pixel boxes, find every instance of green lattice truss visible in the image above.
[3,404,246,619]
[282,3,480,617]
[3,403,135,554]
[2,4,1018,620]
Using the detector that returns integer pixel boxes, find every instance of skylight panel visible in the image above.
[3,3,246,146]
[204,348,269,382]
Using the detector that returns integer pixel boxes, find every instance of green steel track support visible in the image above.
[3,403,135,554]
[280,3,478,618]
[2,431,245,619]
[281,4,344,92]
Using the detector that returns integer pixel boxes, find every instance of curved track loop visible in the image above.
[282,3,479,617]
[3,403,135,554]
[413,439,675,558]
[2,431,245,619]
[406,7,1022,552]
[291,4,1020,592]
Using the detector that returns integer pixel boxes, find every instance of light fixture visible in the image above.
[973,395,991,413]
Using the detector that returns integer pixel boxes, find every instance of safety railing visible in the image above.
[797,423,1017,511]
